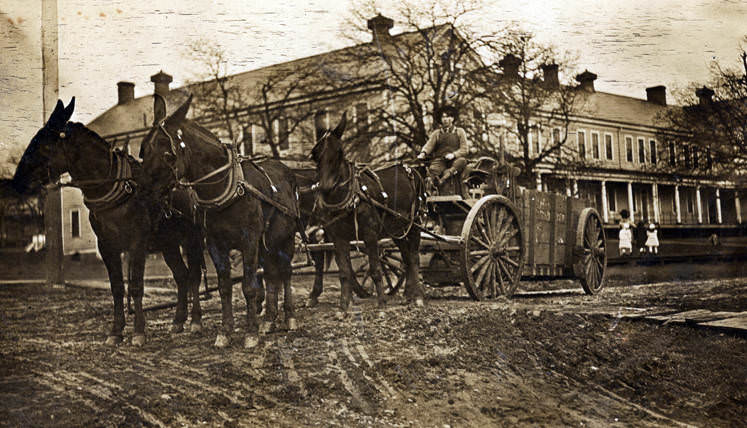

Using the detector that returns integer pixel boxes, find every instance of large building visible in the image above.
[59,15,744,254]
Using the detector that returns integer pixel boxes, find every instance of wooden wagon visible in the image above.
[359,157,608,300]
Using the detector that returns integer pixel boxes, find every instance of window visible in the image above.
[273,118,289,151]
[607,186,616,211]
[552,128,561,146]
[354,103,369,135]
[240,125,253,155]
[668,142,676,166]
[637,138,646,164]
[71,210,80,238]
[706,149,713,169]
[625,136,633,162]
[649,139,657,164]
[686,192,694,213]
[252,124,267,147]
[684,145,691,168]
[577,130,586,158]
[313,110,329,143]
[604,134,613,160]
[591,132,600,159]
[692,147,699,168]
[531,127,540,155]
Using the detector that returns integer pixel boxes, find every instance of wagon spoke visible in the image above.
[469,249,490,257]
[470,234,490,251]
[470,255,491,274]
[497,257,512,285]
[475,219,492,246]
[504,246,521,252]
[498,224,519,248]
[494,264,504,295]
[500,255,519,268]
[486,261,496,297]
[475,259,491,291]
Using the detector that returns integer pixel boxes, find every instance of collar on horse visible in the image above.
[80,150,136,211]
[176,143,297,218]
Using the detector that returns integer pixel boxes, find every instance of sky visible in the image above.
[1,0,746,174]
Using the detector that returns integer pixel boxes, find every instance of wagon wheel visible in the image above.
[460,195,525,300]
[573,208,607,294]
[359,249,405,296]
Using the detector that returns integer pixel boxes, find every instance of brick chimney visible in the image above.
[367,14,393,43]
[646,85,667,106]
[150,70,172,96]
[542,64,559,89]
[695,86,714,105]
[575,70,597,92]
[499,54,521,80]
[117,81,135,105]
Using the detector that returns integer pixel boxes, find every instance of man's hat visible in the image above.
[439,104,459,118]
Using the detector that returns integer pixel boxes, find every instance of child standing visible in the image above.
[645,222,659,254]
[618,222,633,256]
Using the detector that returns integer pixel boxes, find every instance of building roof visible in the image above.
[87,89,191,138]
[576,90,674,128]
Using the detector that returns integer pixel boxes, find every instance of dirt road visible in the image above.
[1,273,744,427]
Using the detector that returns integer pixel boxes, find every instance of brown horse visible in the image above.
[11,98,205,346]
[310,113,425,311]
[140,95,300,348]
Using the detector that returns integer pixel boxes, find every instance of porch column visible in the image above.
[565,179,571,197]
[536,172,542,191]
[696,186,703,224]
[573,180,578,198]
[652,183,660,223]
[627,181,634,223]
[601,180,609,223]
[675,184,681,224]
[716,188,722,224]
[736,192,742,224]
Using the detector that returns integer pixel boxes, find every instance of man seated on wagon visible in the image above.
[416,105,469,192]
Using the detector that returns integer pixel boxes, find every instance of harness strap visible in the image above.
[83,152,136,210]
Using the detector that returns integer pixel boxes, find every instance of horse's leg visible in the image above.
[128,244,147,346]
[207,237,233,348]
[307,250,325,307]
[100,245,126,345]
[277,238,297,331]
[184,231,204,333]
[330,236,355,312]
[396,230,425,307]
[259,249,279,336]
[161,243,189,334]
[363,237,385,308]
[240,238,262,348]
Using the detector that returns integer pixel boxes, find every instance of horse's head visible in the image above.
[12,98,76,194]
[310,112,347,193]
[140,94,192,197]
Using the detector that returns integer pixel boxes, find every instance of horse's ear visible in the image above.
[46,100,65,128]
[153,94,167,125]
[167,94,192,125]
[62,97,75,122]
[332,111,347,139]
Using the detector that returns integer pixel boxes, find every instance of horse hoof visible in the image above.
[259,322,273,336]
[415,298,425,307]
[171,323,184,334]
[287,318,298,331]
[214,334,230,348]
[244,336,259,349]
[132,334,146,347]
[190,322,203,334]
[104,335,122,346]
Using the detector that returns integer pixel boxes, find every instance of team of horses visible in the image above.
[11,95,425,348]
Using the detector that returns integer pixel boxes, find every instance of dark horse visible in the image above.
[311,113,425,311]
[294,168,371,306]
[140,95,299,348]
[11,98,205,346]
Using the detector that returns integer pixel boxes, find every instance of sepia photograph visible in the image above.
[1,0,745,426]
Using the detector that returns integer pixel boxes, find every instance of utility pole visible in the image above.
[41,0,63,286]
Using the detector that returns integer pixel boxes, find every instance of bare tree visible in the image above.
[338,0,492,160]
[657,36,747,176]
[474,25,584,184]
[185,39,332,159]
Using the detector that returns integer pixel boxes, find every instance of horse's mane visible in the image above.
[68,122,113,151]
[182,120,222,147]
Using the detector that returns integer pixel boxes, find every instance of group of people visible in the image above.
[618,209,659,256]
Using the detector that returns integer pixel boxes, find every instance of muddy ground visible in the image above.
[0,265,745,427]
